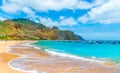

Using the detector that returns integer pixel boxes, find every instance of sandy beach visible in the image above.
[0,41,120,73]
[0,41,28,73]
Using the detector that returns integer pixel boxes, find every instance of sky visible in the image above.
[0,0,120,40]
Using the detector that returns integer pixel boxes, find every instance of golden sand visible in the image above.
[0,41,27,73]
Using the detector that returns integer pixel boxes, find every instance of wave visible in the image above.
[8,61,38,73]
[45,49,105,64]
[8,41,120,73]
[26,41,119,65]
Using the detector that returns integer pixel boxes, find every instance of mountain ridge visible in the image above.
[0,18,84,40]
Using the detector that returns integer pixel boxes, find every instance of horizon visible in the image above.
[0,0,120,40]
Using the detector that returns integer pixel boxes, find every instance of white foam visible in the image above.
[26,41,105,64]
[8,61,38,73]
[24,41,41,50]
[45,49,105,64]
[7,41,40,73]
[8,41,107,73]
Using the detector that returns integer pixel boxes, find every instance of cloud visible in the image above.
[78,0,120,24]
[22,7,37,21]
[0,0,106,25]
[22,7,35,17]
[75,0,105,9]
[39,16,77,27]
[39,17,59,26]
[60,17,77,26]
[0,16,6,21]
[1,0,105,13]
[1,0,19,13]
[0,0,110,25]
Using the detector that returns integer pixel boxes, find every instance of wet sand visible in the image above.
[0,41,28,73]
[0,41,120,73]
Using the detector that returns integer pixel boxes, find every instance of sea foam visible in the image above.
[45,49,105,64]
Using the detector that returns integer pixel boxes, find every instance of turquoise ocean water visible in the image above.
[33,40,120,63]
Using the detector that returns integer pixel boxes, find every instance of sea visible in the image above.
[33,40,120,63]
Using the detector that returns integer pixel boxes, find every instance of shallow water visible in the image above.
[34,40,120,62]
[9,41,120,73]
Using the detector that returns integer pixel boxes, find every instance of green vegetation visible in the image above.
[0,18,84,40]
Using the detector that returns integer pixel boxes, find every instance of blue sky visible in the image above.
[0,0,120,40]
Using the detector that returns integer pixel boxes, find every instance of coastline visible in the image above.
[32,41,118,65]
[27,41,106,64]
[0,40,120,73]
[0,41,28,73]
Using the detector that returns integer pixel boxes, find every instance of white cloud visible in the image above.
[22,7,36,21]
[0,0,111,25]
[75,0,106,9]
[22,7,35,16]
[60,17,77,26]
[59,16,65,20]
[1,0,105,13]
[78,0,120,24]
[39,16,77,27]
[39,17,59,26]
[1,0,19,13]
[0,16,6,21]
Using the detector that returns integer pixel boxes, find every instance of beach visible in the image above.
[0,41,120,73]
[0,41,27,73]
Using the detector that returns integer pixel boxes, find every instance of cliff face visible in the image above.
[57,30,79,40]
[0,18,84,40]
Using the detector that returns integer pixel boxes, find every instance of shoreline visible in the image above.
[28,41,105,63]
[0,41,120,73]
[26,41,108,66]
[31,41,118,65]
[0,41,28,73]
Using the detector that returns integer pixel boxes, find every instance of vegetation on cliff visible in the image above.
[0,18,84,40]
